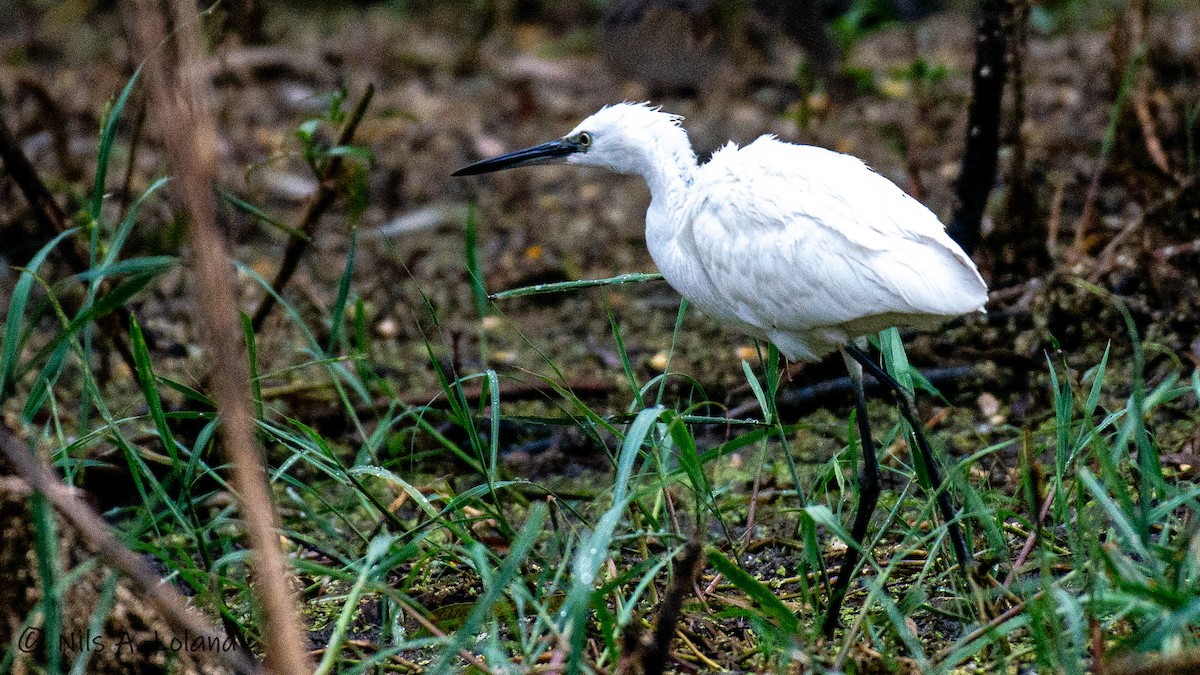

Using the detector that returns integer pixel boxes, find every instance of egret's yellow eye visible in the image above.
[578,131,593,148]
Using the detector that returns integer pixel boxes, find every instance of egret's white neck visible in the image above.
[624,123,696,253]
[637,123,697,203]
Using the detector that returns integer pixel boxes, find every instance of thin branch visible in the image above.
[0,114,75,257]
[0,112,139,378]
[947,0,1018,255]
[251,83,375,331]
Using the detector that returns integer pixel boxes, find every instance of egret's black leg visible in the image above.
[843,343,974,573]
[822,354,880,637]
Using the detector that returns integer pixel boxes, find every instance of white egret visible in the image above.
[454,102,988,634]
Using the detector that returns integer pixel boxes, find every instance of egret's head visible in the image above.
[452,103,688,178]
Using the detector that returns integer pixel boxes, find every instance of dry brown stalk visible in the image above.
[126,1,313,672]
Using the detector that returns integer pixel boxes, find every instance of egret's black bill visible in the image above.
[452,139,577,176]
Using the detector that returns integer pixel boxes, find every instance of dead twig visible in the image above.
[1073,2,1147,259]
[1086,175,1196,283]
[1127,0,1169,178]
[251,83,376,331]
[0,426,262,675]
[1107,650,1200,675]
[128,1,313,672]
[617,537,705,675]
[1132,95,1170,177]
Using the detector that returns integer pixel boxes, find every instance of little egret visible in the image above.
[454,102,988,634]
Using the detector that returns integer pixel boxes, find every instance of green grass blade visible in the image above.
[218,187,309,239]
[1046,351,1073,476]
[1078,342,1111,435]
[23,272,159,377]
[607,302,643,408]
[241,313,264,423]
[99,175,169,275]
[313,535,395,675]
[742,359,772,425]
[563,406,661,672]
[485,369,501,484]
[21,342,71,421]
[129,313,180,464]
[326,226,357,351]
[91,67,141,223]
[32,489,62,675]
[463,203,488,319]
[1,228,77,403]
[707,548,800,635]
[70,255,176,282]
[69,571,118,675]
[654,298,688,406]
[490,272,664,300]
[666,411,713,507]
[155,376,216,407]
[430,504,547,674]
[879,327,914,394]
[1078,468,1150,561]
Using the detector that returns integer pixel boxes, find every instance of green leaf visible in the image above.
[707,548,800,635]
[24,272,159,376]
[92,68,141,222]
[218,188,309,239]
[130,313,179,464]
[1,228,77,403]
[326,144,375,166]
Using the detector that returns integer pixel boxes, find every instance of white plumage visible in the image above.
[454,102,987,633]
[457,102,987,359]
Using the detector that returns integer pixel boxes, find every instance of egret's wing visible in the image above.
[686,138,986,337]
